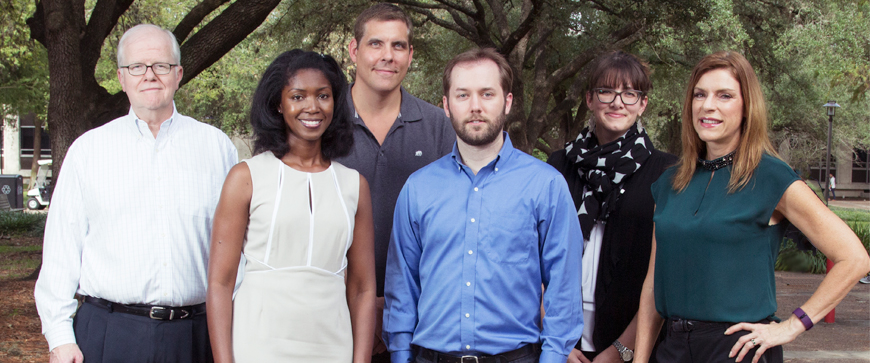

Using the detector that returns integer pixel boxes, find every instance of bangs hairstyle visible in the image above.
[353,3,413,44]
[671,51,779,193]
[586,51,651,131]
[587,50,652,94]
[250,50,353,160]
[442,48,513,97]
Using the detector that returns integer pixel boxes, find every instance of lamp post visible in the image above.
[822,100,840,324]
[822,101,840,205]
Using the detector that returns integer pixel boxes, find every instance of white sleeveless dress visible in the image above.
[232,151,359,362]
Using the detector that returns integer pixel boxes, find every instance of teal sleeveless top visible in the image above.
[650,154,800,323]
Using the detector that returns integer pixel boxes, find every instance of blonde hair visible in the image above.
[672,51,779,193]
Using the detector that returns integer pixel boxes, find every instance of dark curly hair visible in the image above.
[250,49,353,160]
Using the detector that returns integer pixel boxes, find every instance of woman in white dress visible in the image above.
[207,50,376,362]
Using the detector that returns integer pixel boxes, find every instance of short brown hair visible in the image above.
[442,48,513,96]
[587,51,652,94]
[671,51,779,193]
[353,3,413,44]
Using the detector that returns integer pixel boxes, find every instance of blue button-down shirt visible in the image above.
[383,133,583,363]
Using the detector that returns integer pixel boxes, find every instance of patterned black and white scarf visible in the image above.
[564,122,652,238]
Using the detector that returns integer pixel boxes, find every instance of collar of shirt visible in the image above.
[346,84,426,125]
[128,102,179,140]
[449,131,515,176]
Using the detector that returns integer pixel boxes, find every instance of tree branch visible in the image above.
[549,20,643,83]
[81,0,134,71]
[25,1,46,47]
[408,7,473,38]
[469,0,494,46]
[485,0,510,41]
[587,0,618,16]
[499,0,542,54]
[173,0,230,43]
[392,0,475,17]
[177,0,282,86]
[446,8,480,40]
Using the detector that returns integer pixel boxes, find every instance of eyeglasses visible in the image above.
[120,63,177,76]
[592,88,644,105]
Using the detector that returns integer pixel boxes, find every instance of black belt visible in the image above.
[667,317,734,332]
[84,296,205,321]
[417,344,541,363]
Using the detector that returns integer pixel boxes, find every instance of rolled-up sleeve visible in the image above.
[383,183,423,363]
[34,141,89,351]
[537,176,583,363]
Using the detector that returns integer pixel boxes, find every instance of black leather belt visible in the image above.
[84,296,204,321]
[668,317,734,332]
[417,344,541,363]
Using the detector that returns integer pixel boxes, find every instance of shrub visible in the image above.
[0,211,47,237]
[776,220,870,274]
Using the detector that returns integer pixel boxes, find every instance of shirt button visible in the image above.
[468,250,473,255]
[466,345,471,350]
[470,218,475,223]
[465,313,470,318]
[494,167,499,172]
[474,187,479,192]
[466,282,471,286]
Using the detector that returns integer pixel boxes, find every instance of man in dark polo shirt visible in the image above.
[335,4,455,362]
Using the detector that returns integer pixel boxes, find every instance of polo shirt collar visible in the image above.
[346,84,425,126]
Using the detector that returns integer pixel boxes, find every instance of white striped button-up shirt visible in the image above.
[35,106,238,351]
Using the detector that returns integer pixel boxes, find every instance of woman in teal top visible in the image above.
[634,51,870,363]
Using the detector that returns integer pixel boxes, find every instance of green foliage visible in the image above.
[0,211,46,237]
[3,0,869,162]
[775,237,828,274]
[0,0,49,118]
[776,210,870,274]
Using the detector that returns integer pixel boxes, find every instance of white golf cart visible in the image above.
[26,159,52,210]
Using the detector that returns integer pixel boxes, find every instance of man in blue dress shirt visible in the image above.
[383,48,583,363]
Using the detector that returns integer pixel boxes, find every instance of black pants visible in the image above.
[73,301,213,363]
[656,318,783,363]
[372,350,392,363]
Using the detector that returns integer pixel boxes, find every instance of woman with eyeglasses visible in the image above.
[548,51,676,363]
[206,50,376,362]
[633,51,869,363]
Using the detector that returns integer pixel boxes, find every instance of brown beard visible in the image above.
[452,111,506,147]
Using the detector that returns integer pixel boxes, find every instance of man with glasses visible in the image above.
[35,24,237,363]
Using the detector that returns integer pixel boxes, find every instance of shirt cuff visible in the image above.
[44,325,76,352]
[391,350,413,363]
[539,349,569,363]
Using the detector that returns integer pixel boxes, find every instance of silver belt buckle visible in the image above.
[460,356,479,363]
[149,306,174,320]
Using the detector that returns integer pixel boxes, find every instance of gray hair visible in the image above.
[117,24,181,67]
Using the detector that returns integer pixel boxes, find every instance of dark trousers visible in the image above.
[414,346,540,363]
[73,301,213,363]
[372,350,392,363]
[656,318,783,363]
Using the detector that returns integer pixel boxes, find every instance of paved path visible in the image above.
[775,271,870,362]
[828,199,870,211]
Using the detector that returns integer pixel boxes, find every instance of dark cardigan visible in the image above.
[547,147,677,354]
